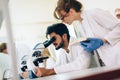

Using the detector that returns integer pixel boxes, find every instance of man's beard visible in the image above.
[55,40,64,50]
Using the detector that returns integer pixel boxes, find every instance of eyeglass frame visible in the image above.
[54,7,70,20]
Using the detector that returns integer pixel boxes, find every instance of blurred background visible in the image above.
[0,0,120,44]
[0,0,120,79]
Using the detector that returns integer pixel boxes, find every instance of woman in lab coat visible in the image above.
[53,0,120,66]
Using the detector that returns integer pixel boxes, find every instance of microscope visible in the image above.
[28,37,56,79]
[21,60,28,72]
[20,55,29,79]
[32,36,56,67]
[20,55,29,72]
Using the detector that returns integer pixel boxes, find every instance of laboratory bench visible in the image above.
[23,65,120,80]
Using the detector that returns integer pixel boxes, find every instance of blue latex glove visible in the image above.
[80,38,104,52]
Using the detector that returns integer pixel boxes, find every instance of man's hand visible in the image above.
[80,38,104,52]
[21,71,29,78]
[34,67,55,77]
[34,67,46,77]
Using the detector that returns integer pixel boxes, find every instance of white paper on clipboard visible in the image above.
[70,38,87,46]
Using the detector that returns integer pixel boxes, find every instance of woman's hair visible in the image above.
[54,0,83,19]
[0,43,7,52]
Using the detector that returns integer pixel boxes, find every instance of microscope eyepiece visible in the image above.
[44,37,56,48]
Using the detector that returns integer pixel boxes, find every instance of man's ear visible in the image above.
[62,34,67,40]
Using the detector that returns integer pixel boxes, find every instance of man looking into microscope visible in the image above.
[34,23,91,77]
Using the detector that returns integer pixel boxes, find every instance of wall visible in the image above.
[80,0,120,16]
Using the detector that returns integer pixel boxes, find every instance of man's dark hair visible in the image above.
[46,23,70,42]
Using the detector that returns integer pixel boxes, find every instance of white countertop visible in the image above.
[23,65,120,80]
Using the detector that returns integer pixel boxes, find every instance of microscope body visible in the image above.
[32,43,48,67]
[28,37,55,79]
[20,60,29,79]
[32,50,49,67]
[21,60,28,72]
[32,37,55,67]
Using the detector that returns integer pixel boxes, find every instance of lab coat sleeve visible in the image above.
[88,8,120,45]
[104,23,120,45]
[54,45,91,74]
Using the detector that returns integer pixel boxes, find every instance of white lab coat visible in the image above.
[0,53,10,79]
[78,8,120,66]
[53,37,91,74]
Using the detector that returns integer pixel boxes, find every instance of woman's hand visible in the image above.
[80,38,104,52]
